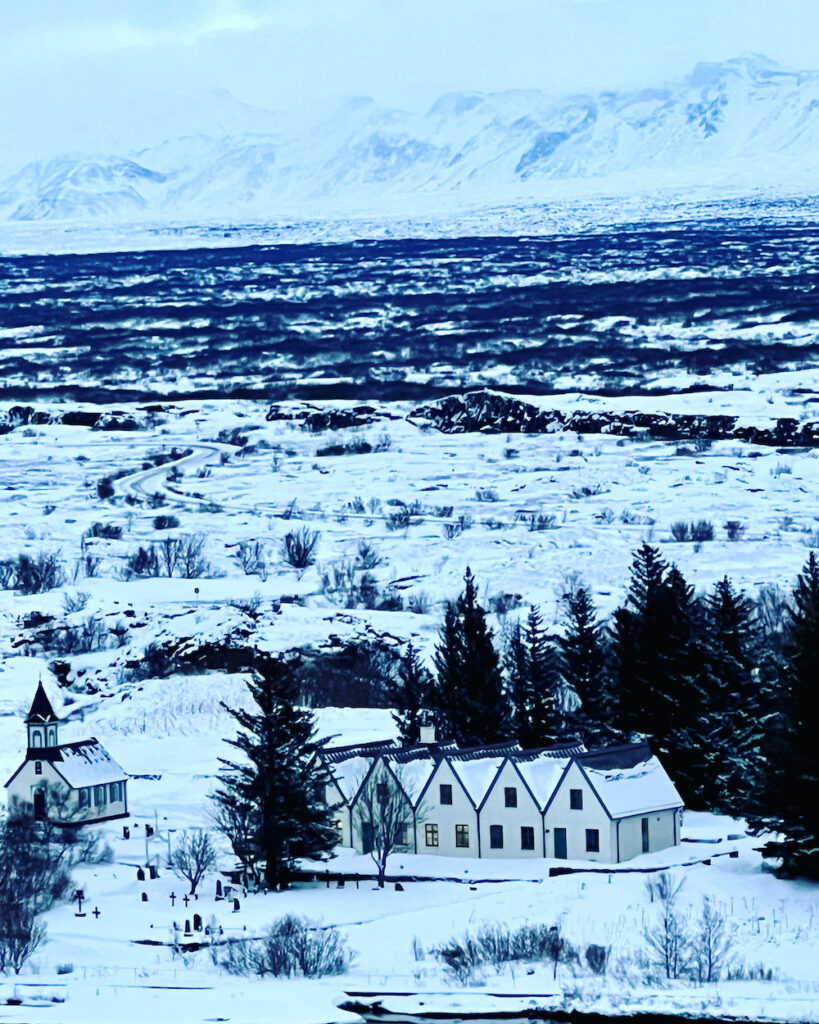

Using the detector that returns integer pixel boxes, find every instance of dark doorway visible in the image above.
[361,822,374,855]
[642,817,650,854]
[33,789,46,820]
[554,827,567,859]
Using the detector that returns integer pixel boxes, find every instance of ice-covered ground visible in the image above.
[2,387,819,1020]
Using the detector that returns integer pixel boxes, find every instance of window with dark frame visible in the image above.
[455,824,469,848]
[520,825,535,850]
[376,781,388,804]
[425,823,439,847]
[489,824,504,849]
[585,828,600,853]
[79,788,89,808]
[504,786,517,807]
[570,788,583,810]
[94,785,106,807]
[439,783,453,805]
[395,823,409,845]
[641,816,649,853]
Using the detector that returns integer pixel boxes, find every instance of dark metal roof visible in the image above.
[323,737,586,765]
[578,741,653,771]
[26,681,57,724]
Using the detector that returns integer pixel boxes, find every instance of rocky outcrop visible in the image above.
[265,403,398,432]
[411,391,819,448]
[0,405,141,433]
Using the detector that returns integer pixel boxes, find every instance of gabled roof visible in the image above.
[52,739,128,788]
[26,681,57,724]
[577,743,684,819]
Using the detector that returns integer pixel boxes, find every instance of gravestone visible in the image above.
[123,826,130,840]
[232,898,240,912]
[148,864,158,880]
[136,867,145,882]
[184,919,192,936]
[141,892,148,902]
[146,824,154,837]
[395,882,404,892]
[193,913,202,931]
[215,879,223,899]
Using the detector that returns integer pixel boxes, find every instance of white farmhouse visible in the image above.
[5,683,129,825]
[322,732,683,864]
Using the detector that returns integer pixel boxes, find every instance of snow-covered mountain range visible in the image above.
[1,55,817,225]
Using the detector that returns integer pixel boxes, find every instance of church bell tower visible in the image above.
[26,681,60,757]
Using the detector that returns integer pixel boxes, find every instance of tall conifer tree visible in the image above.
[559,586,612,743]
[387,641,432,744]
[213,656,338,887]
[429,568,508,745]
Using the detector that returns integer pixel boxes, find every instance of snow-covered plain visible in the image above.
[2,382,819,1021]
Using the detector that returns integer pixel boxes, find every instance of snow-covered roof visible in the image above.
[517,755,572,810]
[451,757,504,805]
[53,739,128,788]
[388,757,436,807]
[581,755,683,818]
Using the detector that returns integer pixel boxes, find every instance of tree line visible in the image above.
[389,547,818,879]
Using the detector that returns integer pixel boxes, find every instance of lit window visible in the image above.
[490,824,504,849]
[425,824,439,847]
[570,789,583,810]
[439,784,452,805]
[34,761,43,776]
[504,787,517,808]
[586,828,600,853]
[455,824,469,848]
[521,826,535,851]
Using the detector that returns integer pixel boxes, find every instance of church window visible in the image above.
[34,761,42,775]
[31,730,43,748]
[110,782,121,802]
[47,728,56,746]
[94,785,106,807]
[79,788,90,808]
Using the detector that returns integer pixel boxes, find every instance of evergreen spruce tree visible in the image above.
[611,545,706,802]
[524,604,560,746]
[387,641,432,744]
[212,656,338,888]
[559,586,613,744]
[698,577,764,813]
[760,553,819,877]
[504,607,560,747]
[429,568,508,745]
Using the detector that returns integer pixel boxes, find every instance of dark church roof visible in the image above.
[26,681,58,724]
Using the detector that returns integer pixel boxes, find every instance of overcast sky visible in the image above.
[1,0,818,168]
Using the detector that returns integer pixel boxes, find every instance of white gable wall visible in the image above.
[416,760,478,857]
[615,808,681,861]
[544,762,612,862]
[479,760,543,858]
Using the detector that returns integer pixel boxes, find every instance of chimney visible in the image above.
[419,725,436,745]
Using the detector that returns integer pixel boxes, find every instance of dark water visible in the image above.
[2,218,819,402]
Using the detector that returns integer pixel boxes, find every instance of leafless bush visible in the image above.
[216,916,353,978]
[644,873,693,980]
[63,591,90,615]
[475,488,499,502]
[4,552,66,595]
[527,513,557,532]
[177,534,211,578]
[443,514,473,539]
[234,540,268,580]
[282,528,319,569]
[585,943,609,975]
[690,519,715,542]
[694,897,734,983]
[386,508,412,531]
[52,616,108,656]
[228,593,264,618]
[85,522,122,540]
[356,539,382,569]
[724,520,745,541]
[671,521,690,541]
[407,592,431,615]
[153,514,180,530]
[123,545,161,579]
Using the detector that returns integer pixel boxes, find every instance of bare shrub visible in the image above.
[527,513,557,532]
[644,872,692,980]
[217,916,353,978]
[85,522,122,540]
[234,540,268,580]
[690,519,714,542]
[356,539,382,569]
[386,508,411,531]
[11,552,66,595]
[407,592,431,615]
[694,897,734,983]
[670,521,690,542]
[97,478,114,500]
[475,488,499,502]
[123,546,161,579]
[282,528,319,569]
[724,520,745,541]
[63,591,90,615]
[177,534,211,579]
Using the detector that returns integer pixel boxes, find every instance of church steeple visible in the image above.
[26,682,60,756]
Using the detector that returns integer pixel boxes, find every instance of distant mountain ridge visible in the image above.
[1,55,817,224]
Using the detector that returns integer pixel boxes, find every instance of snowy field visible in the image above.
[1,382,819,1020]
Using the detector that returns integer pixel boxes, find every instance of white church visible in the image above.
[322,730,683,863]
[5,682,129,825]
